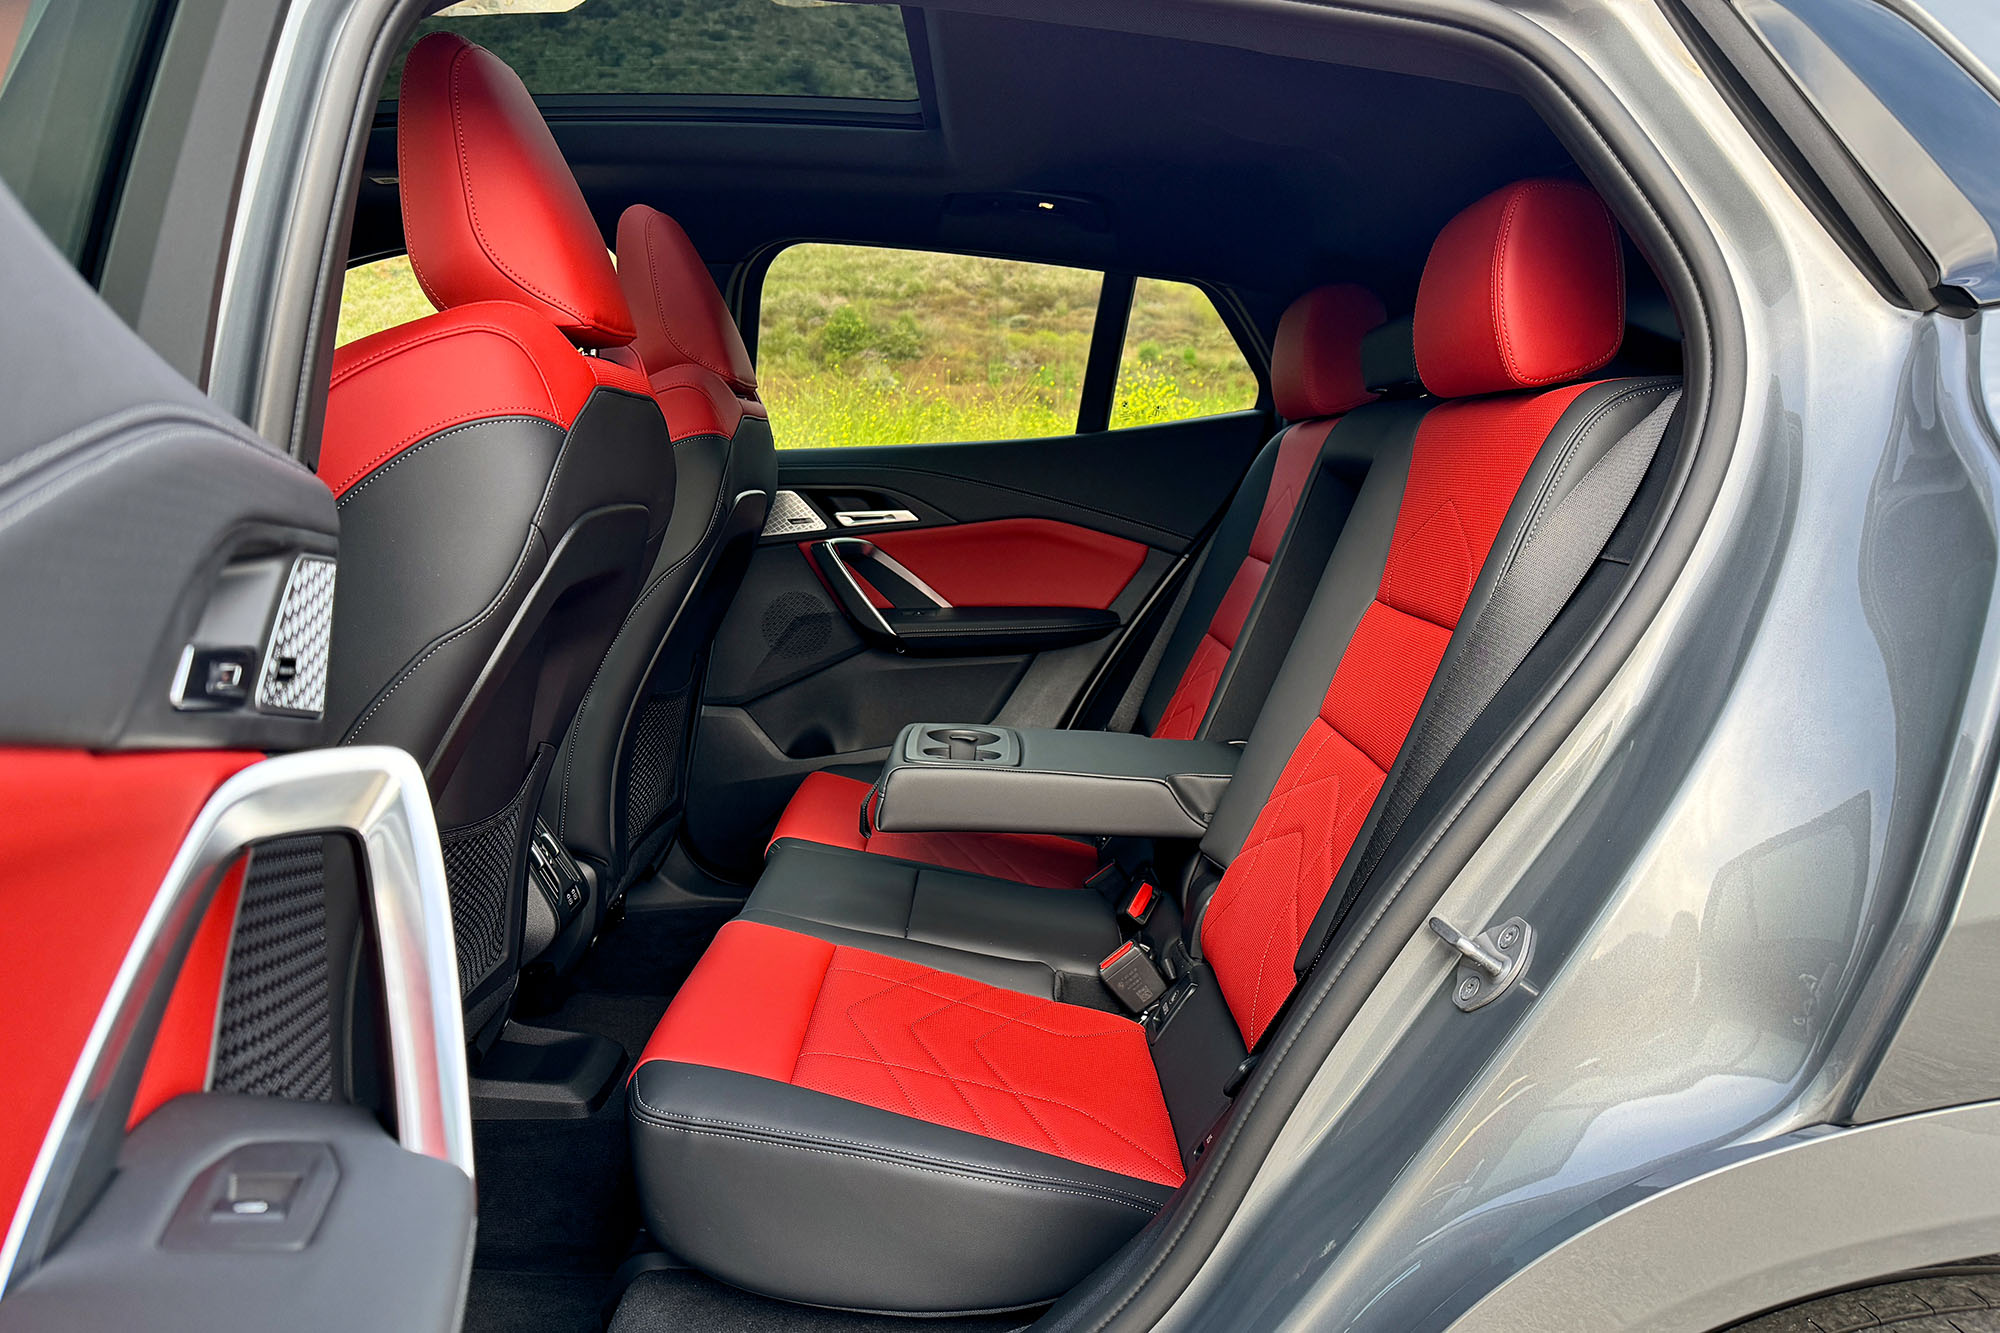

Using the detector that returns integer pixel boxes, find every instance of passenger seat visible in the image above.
[764,282,1388,888]
[320,34,676,1040]
[542,205,776,939]
[626,178,1674,1313]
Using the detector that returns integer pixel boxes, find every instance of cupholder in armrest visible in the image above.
[900,722,1023,768]
[923,727,1005,762]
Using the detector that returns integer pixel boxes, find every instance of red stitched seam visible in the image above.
[328,404,562,494]
[643,214,732,383]
[784,935,839,1084]
[448,47,604,332]
[1515,201,1625,387]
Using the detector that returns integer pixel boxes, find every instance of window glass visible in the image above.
[336,255,432,347]
[1738,0,2000,298]
[387,0,918,102]
[1109,278,1259,429]
[0,0,167,263]
[758,244,1101,449]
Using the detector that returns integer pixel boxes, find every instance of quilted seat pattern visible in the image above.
[792,945,1186,1187]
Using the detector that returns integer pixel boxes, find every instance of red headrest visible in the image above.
[1414,179,1624,399]
[615,205,760,402]
[1270,284,1387,421]
[398,33,633,348]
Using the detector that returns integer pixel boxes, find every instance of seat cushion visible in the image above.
[629,919,1181,1311]
[770,770,1102,890]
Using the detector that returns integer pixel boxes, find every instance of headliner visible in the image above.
[352,7,1583,317]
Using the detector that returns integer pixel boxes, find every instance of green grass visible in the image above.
[336,254,431,347]
[758,247,1258,447]
[389,0,918,101]
[334,245,1261,446]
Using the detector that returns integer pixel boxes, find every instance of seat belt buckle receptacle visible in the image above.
[1100,941,1169,1012]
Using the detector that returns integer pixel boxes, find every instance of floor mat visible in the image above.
[465,887,738,1328]
[578,897,737,995]
[463,1271,605,1333]
[608,1268,1043,1333]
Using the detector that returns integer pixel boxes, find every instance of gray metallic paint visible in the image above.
[1151,3,2000,1331]
[191,0,2000,1329]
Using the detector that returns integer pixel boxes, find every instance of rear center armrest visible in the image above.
[869,724,1240,840]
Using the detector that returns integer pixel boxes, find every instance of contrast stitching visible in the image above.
[343,420,581,742]
[446,45,620,335]
[332,413,560,503]
[557,478,729,838]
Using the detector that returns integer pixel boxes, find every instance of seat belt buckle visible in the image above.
[1118,876,1159,928]
[1083,860,1129,905]
[1099,941,1169,1012]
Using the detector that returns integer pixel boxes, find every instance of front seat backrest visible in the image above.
[319,33,676,1040]
[546,204,776,920]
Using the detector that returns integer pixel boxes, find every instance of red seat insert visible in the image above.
[641,919,1184,1187]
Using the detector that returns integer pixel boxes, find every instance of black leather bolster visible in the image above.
[628,1062,1174,1314]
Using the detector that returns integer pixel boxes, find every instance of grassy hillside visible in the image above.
[335,246,1258,445]
[389,0,917,100]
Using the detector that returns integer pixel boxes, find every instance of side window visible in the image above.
[336,256,432,347]
[757,244,1101,449]
[1110,278,1259,430]
[0,0,171,265]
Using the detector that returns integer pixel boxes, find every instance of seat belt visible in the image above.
[1255,387,1684,1056]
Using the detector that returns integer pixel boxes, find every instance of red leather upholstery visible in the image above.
[1271,283,1388,420]
[0,749,258,1239]
[770,772,1101,890]
[130,859,246,1128]
[1153,416,1337,740]
[616,204,766,437]
[869,518,1147,610]
[643,920,1184,1187]
[627,182,1659,1313]
[1414,179,1624,399]
[1202,382,1598,1046]
[397,33,632,347]
[321,300,615,497]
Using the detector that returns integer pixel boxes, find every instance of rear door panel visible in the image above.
[685,410,1266,879]
[0,180,474,1329]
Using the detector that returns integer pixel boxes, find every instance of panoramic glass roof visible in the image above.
[386,0,919,101]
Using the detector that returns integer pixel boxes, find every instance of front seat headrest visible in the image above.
[397,32,635,348]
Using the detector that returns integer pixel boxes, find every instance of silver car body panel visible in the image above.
[199,0,2000,1330]
[1150,1,2000,1330]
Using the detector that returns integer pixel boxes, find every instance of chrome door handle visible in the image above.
[833,508,918,528]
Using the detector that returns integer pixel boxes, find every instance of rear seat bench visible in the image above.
[628,178,1681,1314]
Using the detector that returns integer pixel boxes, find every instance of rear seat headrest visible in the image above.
[397,33,634,348]
[1414,178,1624,399]
[1271,283,1387,421]
[615,205,761,404]
[1360,315,1420,397]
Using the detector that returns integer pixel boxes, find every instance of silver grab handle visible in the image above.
[1,746,474,1293]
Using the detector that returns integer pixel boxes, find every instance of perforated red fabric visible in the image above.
[1152,418,1334,740]
[1201,386,1593,1046]
[791,941,1185,1186]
